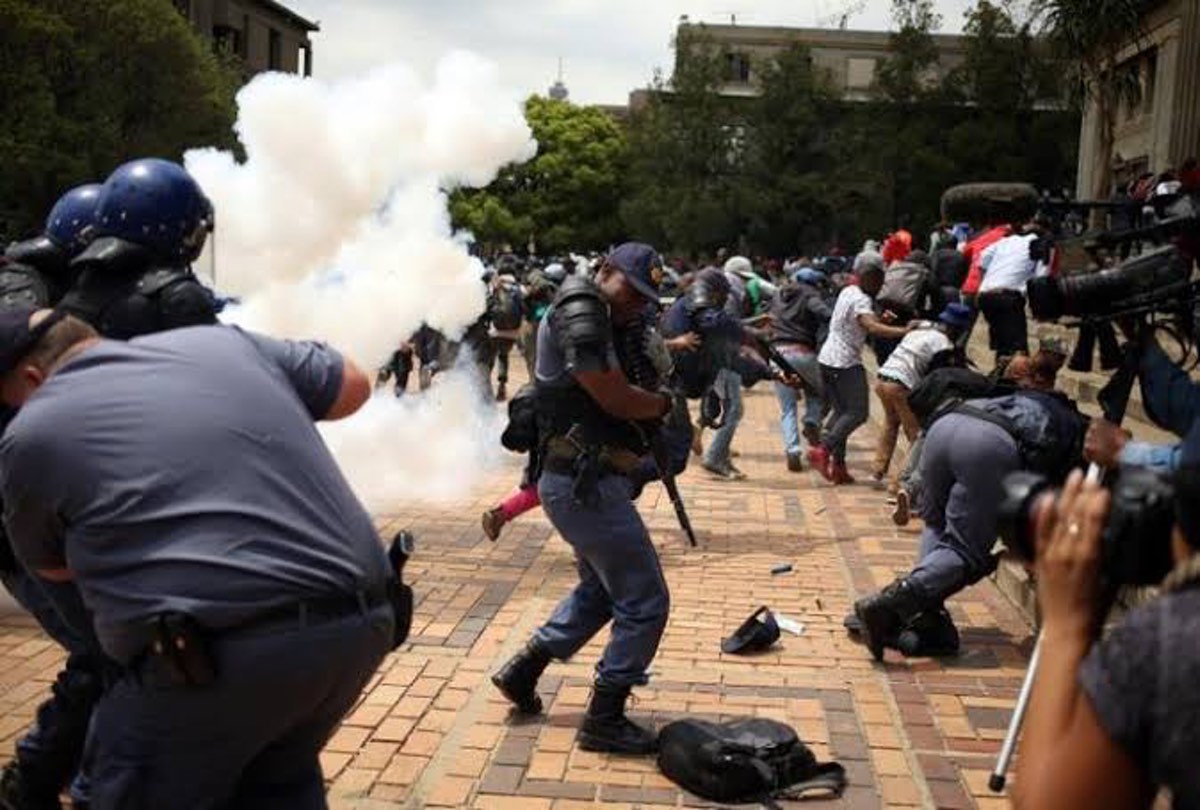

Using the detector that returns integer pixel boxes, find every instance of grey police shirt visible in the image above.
[1078,586,1200,805]
[534,302,619,387]
[0,326,391,663]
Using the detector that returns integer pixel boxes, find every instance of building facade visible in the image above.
[674,20,970,102]
[1076,0,1200,198]
[173,0,318,77]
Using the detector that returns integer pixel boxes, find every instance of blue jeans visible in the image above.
[1,568,105,801]
[703,368,744,468]
[535,472,669,687]
[820,364,870,464]
[773,346,823,456]
[908,414,1020,599]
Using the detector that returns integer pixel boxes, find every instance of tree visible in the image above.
[1032,0,1154,200]
[621,26,747,255]
[875,0,944,103]
[450,96,628,254]
[0,0,241,240]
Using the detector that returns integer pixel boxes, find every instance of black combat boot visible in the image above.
[577,682,658,755]
[842,612,862,636]
[491,639,552,714]
[0,762,62,810]
[854,578,930,662]
[896,606,961,658]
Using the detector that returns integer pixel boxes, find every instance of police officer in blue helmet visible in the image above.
[0,183,109,810]
[491,243,673,755]
[1,184,103,309]
[60,158,218,338]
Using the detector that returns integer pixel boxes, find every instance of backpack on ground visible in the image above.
[657,717,846,807]
[488,282,523,331]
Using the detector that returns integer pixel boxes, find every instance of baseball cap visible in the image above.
[607,242,663,304]
[721,606,781,655]
[0,306,66,376]
[938,303,973,330]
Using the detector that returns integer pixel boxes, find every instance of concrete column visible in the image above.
[1170,0,1200,163]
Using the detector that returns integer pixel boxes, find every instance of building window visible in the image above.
[213,24,242,57]
[846,57,877,90]
[268,28,282,70]
[724,52,751,84]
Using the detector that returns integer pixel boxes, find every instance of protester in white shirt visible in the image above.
[977,224,1051,365]
[872,304,973,491]
[811,259,911,485]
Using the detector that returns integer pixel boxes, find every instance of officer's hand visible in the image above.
[880,310,899,324]
[1083,419,1130,468]
[667,332,702,354]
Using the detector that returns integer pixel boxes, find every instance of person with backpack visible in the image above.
[871,303,972,491]
[486,272,524,402]
[769,267,834,472]
[853,376,1087,661]
[518,262,564,381]
[873,249,944,364]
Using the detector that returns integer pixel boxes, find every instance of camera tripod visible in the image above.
[989,342,1141,792]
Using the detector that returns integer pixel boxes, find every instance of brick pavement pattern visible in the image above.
[0,382,1035,809]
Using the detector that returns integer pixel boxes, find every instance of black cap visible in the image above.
[0,307,66,376]
[721,606,781,655]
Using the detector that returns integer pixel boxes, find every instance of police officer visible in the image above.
[0,184,109,810]
[490,243,672,754]
[59,159,219,338]
[0,308,396,809]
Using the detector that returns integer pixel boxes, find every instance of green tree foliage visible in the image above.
[1031,0,1154,198]
[450,96,628,255]
[875,0,944,103]
[621,27,745,255]
[0,0,241,239]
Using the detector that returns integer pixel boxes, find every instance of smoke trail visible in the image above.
[182,52,536,508]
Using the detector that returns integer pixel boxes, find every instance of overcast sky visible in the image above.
[285,1,979,106]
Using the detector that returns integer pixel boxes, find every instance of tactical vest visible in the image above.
[62,264,218,340]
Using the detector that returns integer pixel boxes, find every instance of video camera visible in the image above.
[997,468,1177,588]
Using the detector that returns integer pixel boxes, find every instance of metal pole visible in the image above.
[989,462,1103,792]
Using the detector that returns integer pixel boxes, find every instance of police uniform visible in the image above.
[1,325,396,810]
[491,244,670,756]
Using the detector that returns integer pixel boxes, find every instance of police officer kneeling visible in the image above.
[491,243,672,755]
[0,309,397,809]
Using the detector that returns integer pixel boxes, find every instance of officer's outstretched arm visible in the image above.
[574,368,670,422]
[324,358,372,421]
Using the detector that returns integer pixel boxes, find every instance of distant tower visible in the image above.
[548,57,569,101]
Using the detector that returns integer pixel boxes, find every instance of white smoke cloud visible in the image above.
[182,51,536,509]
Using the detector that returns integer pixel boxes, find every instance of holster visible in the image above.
[143,613,216,688]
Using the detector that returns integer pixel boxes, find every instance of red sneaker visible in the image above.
[807,445,833,482]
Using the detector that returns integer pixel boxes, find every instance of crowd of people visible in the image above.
[4,154,1200,808]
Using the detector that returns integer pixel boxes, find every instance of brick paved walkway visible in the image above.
[0,383,1035,809]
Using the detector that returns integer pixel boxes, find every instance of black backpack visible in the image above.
[487,283,524,331]
[657,718,846,807]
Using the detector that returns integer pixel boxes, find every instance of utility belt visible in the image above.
[542,435,642,477]
[128,587,393,689]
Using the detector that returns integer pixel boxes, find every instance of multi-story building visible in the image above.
[1076,0,1200,197]
[673,19,970,102]
[172,0,318,77]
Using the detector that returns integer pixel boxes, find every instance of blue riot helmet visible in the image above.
[90,159,214,264]
[45,184,102,256]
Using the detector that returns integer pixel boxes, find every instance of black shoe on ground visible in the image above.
[854,578,930,662]
[491,640,552,714]
[578,682,658,755]
[702,461,746,481]
[896,607,961,657]
[0,762,61,810]
[786,453,803,473]
[892,489,911,527]
[842,612,862,636]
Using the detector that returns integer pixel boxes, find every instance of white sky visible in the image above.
[285,1,980,105]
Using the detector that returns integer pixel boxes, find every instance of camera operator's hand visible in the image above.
[665,332,701,354]
[1033,470,1111,639]
[1084,419,1132,468]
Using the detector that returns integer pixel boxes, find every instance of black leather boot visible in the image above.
[896,605,961,658]
[0,762,62,810]
[491,640,552,714]
[854,578,930,662]
[577,682,658,755]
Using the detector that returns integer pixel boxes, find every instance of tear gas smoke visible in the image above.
[182,52,537,508]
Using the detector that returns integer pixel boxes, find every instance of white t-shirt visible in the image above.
[878,327,953,389]
[818,285,875,369]
[978,233,1047,294]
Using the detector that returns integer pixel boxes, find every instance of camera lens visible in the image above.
[997,471,1056,561]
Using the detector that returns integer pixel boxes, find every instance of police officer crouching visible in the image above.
[0,308,402,809]
[491,243,673,755]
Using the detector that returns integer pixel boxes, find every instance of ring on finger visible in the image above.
[1067,523,1081,538]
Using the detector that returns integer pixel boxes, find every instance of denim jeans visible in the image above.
[773,346,823,456]
[819,364,869,464]
[703,368,744,468]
